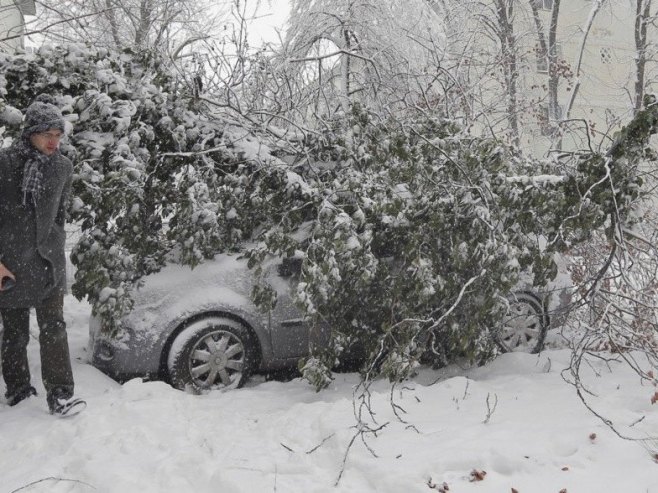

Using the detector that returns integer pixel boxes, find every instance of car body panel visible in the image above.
[88,253,329,381]
[88,251,571,384]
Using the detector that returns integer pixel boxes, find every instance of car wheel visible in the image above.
[495,291,549,354]
[167,317,258,392]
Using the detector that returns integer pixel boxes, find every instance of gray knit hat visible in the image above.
[22,94,65,138]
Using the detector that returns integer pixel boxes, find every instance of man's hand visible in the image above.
[0,262,15,291]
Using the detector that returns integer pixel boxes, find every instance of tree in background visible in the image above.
[424,0,526,143]
[280,0,444,122]
[528,0,562,138]
[30,0,225,55]
[633,0,654,115]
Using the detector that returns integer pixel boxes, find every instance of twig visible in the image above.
[564,348,657,444]
[280,443,294,453]
[335,431,360,486]
[483,393,498,424]
[306,433,336,454]
[10,477,96,492]
[463,379,471,400]
[389,384,420,433]
[334,422,389,486]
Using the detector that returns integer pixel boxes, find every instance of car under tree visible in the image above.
[88,252,569,392]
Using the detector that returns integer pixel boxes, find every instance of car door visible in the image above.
[266,257,328,359]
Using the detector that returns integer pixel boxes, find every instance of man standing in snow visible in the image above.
[0,94,85,416]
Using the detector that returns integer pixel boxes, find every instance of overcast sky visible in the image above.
[247,0,290,46]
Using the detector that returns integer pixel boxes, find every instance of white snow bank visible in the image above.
[1,295,657,493]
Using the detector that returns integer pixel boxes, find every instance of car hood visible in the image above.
[119,253,262,335]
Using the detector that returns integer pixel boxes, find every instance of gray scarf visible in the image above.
[13,137,55,206]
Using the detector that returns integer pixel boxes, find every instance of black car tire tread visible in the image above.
[167,316,258,393]
[495,291,549,354]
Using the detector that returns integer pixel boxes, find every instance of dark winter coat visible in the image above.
[0,145,73,308]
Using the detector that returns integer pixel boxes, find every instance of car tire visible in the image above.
[167,317,258,392]
[495,291,549,354]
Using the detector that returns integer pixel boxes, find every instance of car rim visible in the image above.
[500,299,542,350]
[188,329,245,389]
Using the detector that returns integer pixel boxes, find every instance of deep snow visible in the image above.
[1,295,657,493]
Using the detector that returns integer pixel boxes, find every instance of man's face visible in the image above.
[30,129,63,156]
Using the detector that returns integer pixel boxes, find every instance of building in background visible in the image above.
[0,0,35,52]
[280,1,651,158]
[444,0,648,156]
[518,1,644,156]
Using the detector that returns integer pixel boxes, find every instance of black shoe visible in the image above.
[6,385,37,406]
[49,396,87,417]
[48,389,86,417]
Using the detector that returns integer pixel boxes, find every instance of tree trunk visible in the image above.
[634,0,652,114]
[104,0,122,48]
[529,0,561,132]
[340,22,352,113]
[547,0,561,121]
[134,0,153,50]
[337,0,357,115]
[494,0,520,146]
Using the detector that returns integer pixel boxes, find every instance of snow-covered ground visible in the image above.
[1,295,657,493]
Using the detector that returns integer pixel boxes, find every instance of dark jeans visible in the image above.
[0,293,73,400]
